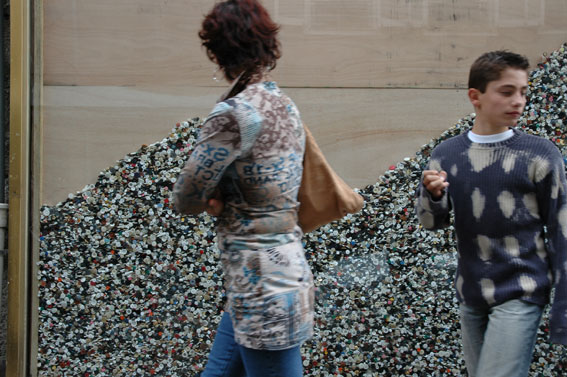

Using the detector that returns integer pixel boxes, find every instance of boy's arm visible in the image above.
[422,170,449,199]
[539,149,567,345]
[173,105,241,215]
[415,163,452,230]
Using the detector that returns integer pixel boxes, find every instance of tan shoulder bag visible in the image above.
[297,125,365,233]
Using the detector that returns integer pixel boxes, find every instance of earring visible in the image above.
[213,67,221,82]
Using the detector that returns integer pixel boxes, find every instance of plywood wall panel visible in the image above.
[44,0,567,88]
[42,85,471,205]
[44,0,213,85]
[41,0,566,203]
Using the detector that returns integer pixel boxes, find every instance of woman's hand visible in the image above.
[206,189,224,216]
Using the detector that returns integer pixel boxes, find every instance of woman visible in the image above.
[173,1,314,376]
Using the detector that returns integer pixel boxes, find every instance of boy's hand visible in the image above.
[422,170,449,200]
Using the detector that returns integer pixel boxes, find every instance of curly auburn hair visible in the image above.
[199,0,281,81]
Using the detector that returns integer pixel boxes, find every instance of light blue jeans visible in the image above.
[200,312,303,377]
[460,299,544,377]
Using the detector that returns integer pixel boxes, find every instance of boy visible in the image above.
[416,50,567,377]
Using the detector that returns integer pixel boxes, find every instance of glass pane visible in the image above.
[37,1,567,375]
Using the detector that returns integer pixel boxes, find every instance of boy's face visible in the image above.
[469,67,528,132]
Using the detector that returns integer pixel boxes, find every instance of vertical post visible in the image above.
[29,0,43,374]
[0,0,5,204]
[0,0,7,373]
[7,0,31,375]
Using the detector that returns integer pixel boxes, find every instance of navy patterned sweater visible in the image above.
[416,129,567,345]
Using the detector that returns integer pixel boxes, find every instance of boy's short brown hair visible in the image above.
[468,51,530,93]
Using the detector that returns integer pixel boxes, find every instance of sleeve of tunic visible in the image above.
[538,146,567,345]
[173,102,241,215]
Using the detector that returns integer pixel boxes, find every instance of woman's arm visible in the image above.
[173,104,241,215]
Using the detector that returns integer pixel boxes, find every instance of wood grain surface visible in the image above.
[44,0,567,87]
[41,0,567,204]
[42,85,471,205]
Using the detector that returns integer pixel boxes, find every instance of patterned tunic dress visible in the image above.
[173,80,314,350]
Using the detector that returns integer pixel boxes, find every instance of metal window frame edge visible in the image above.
[7,0,42,375]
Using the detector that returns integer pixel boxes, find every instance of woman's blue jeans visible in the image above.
[459,299,544,377]
[200,312,303,377]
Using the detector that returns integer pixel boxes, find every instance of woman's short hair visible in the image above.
[468,51,530,93]
[199,0,281,81]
